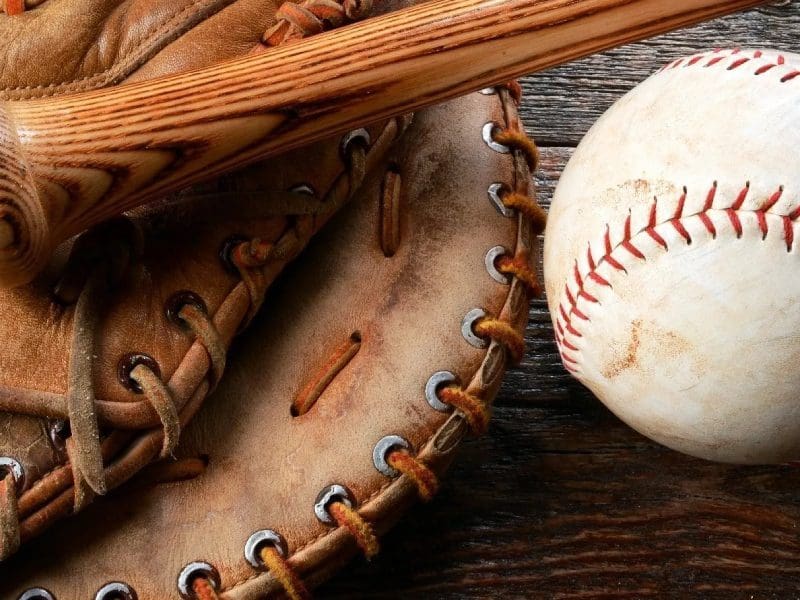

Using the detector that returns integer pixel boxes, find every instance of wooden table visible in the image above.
[321,2,800,597]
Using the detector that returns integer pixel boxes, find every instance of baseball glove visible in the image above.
[0,0,405,561]
[2,85,546,599]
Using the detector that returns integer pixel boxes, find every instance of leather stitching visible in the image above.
[219,86,539,597]
[15,118,400,543]
[1,0,238,97]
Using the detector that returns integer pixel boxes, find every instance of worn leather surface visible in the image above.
[0,0,279,100]
[0,0,398,556]
[2,88,538,599]
[544,48,800,464]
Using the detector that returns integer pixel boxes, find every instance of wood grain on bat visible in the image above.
[0,0,766,287]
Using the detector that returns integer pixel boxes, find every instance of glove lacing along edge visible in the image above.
[189,82,546,600]
[0,0,382,564]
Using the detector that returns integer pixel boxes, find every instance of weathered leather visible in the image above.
[0,0,398,559]
[2,87,540,599]
[0,0,278,99]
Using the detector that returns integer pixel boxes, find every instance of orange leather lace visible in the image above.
[192,577,218,600]
[218,81,543,599]
[498,255,543,297]
[262,0,373,46]
[0,217,229,560]
[260,546,312,600]
[422,82,547,441]
[328,501,380,558]
[439,385,492,435]
[387,449,439,502]
[2,0,48,14]
[178,4,379,597]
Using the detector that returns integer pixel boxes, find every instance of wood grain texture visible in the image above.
[319,2,800,598]
[0,0,767,288]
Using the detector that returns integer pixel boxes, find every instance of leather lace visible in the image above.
[0,136,370,561]
[191,82,545,599]
[0,0,382,564]
[0,219,228,560]
[1,0,44,15]
[429,85,547,438]
[262,0,372,46]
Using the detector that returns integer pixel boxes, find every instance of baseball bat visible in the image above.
[0,0,768,287]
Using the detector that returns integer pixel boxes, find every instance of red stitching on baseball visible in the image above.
[726,209,743,238]
[673,190,686,219]
[699,213,716,237]
[586,245,596,270]
[671,219,692,243]
[732,182,749,210]
[554,182,794,369]
[670,49,800,83]
[573,262,583,288]
[572,307,589,321]
[561,338,579,352]
[603,227,627,271]
[784,217,794,250]
[588,271,611,288]
[704,183,717,210]
[728,57,751,70]
[764,187,784,211]
[558,304,570,324]
[564,285,576,307]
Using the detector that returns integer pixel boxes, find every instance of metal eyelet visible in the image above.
[165,291,207,329]
[18,589,55,600]
[177,561,220,599]
[462,308,489,349]
[488,183,515,218]
[314,484,354,524]
[117,353,161,394]
[485,246,512,285]
[479,87,497,95]
[48,420,68,452]
[373,436,411,477]
[340,128,371,159]
[288,183,317,197]
[425,371,456,413]
[0,456,24,492]
[95,582,137,600]
[482,122,510,154]
[244,529,288,569]
[219,235,249,275]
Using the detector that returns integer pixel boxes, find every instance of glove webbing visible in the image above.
[190,81,544,599]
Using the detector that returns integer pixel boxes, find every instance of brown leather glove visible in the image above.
[3,85,546,599]
[0,0,404,561]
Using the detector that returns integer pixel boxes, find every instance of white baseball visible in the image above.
[544,49,800,464]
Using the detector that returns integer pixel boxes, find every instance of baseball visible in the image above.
[544,48,800,464]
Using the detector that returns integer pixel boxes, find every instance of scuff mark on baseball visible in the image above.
[544,48,800,464]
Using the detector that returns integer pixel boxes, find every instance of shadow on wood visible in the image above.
[320,2,800,597]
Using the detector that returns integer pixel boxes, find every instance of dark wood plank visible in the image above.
[519,0,800,146]
[324,403,800,599]
[320,3,800,598]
